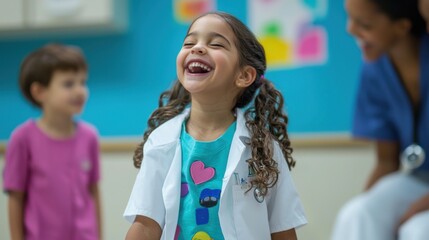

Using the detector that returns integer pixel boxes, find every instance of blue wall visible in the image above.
[0,0,362,140]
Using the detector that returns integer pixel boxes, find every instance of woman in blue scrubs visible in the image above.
[331,0,429,239]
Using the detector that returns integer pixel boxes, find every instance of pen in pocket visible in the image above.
[233,172,240,185]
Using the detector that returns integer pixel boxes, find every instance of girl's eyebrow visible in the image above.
[185,31,231,47]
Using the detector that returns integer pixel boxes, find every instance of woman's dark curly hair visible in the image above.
[133,12,295,197]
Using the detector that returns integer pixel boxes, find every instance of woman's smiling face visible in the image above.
[345,0,405,61]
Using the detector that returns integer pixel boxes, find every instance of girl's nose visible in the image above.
[191,45,206,55]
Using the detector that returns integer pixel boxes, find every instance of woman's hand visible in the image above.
[399,192,429,225]
[271,228,297,240]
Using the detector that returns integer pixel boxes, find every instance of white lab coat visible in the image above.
[124,108,307,239]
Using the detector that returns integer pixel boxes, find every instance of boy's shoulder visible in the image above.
[76,120,99,138]
[10,119,36,139]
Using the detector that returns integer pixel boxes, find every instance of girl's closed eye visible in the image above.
[183,36,196,47]
[209,42,224,48]
[183,42,195,47]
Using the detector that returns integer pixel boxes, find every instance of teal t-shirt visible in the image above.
[177,120,236,240]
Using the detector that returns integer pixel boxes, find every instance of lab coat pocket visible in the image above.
[232,185,271,240]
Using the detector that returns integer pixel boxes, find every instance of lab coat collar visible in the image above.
[145,108,190,147]
[148,107,250,147]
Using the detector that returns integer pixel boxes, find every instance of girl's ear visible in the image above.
[236,66,257,88]
[30,82,46,105]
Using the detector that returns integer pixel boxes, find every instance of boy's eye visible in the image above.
[63,80,74,88]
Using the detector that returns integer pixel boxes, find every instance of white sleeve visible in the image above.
[267,144,307,233]
[123,142,168,228]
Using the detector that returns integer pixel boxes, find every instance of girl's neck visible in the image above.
[186,105,236,141]
[38,112,76,139]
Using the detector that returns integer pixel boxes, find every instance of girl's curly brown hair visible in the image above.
[133,12,295,197]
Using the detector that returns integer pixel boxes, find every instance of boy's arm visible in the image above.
[90,184,103,240]
[8,190,25,240]
[271,228,297,240]
[125,215,162,240]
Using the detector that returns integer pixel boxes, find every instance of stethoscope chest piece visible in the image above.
[401,143,425,171]
[253,187,264,203]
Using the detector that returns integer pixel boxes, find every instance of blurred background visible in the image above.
[0,0,375,239]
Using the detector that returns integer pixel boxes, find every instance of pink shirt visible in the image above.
[3,120,101,240]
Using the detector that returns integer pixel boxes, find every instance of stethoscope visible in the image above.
[400,90,425,172]
[253,187,264,203]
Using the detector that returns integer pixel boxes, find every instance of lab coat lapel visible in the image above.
[162,142,182,239]
[222,108,250,195]
[222,135,246,195]
[149,109,189,239]
[219,108,250,238]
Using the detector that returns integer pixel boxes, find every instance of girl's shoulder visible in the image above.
[146,109,190,145]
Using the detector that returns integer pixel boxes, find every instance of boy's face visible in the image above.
[420,0,429,32]
[36,70,88,117]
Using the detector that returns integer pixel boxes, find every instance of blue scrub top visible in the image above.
[353,34,429,171]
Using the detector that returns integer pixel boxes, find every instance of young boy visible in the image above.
[3,44,102,240]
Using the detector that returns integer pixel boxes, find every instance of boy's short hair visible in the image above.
[19,43,88,108]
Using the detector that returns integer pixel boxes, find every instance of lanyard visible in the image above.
[411,102,420,144]
[397,73,421,144]
[398,77,425,171]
